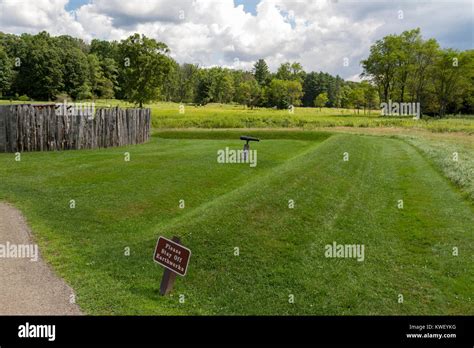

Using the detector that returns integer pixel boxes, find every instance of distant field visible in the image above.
[1,100,473,133]
[148,103,474,133]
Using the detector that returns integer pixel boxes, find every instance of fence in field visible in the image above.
[0,104,151,152]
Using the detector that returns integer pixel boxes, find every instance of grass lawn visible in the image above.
[0,130,472,315]
[399,134,474,201]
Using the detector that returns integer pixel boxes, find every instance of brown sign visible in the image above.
[153,236,191,276]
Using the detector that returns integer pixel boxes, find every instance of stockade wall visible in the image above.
[0,104,151,152]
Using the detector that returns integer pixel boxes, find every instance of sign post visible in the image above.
[240,135,260,161]
[153,236,191,296]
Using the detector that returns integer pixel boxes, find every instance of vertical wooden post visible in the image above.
[159,236,181,296]
[0,106,6,153]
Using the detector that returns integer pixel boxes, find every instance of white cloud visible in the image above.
[0,0,86,37]
[0,0,472,79]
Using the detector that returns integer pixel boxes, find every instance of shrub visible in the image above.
[55,93,71,103]
[18,95,30,102]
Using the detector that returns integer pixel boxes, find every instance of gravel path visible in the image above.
[0,203,82,315]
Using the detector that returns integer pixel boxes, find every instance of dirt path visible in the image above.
[0,203,82,315]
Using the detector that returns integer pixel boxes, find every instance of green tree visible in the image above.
[339,85,353,109]
[459,50,474,114]
[253,59,271,86]
[88,54,115,99]
[314,92,328,111]
[161,59,179,102]
[361,81,378,114]
[349,87,365,114]
[235,78,261,108]
[195,69,212,105]
[406,37,439,105]
[275,62,292,81]
[90,39,119,60]
[302,72,321,107]
[430,49,474,116]
[101,58,119,98]
[57,36,91,99]
[194,67,235,104]
[359,28,474,116]
[118,33,173,107]
[0,46,12,96]
[89,38,120,97]
[276,62,305,83]
[14,32,63,100]
[289,62,306,84]
[176,63,199,102]
[211,68,234,103]
[302,72,343,107]
[361,34,400,103]
[266,79,303,109]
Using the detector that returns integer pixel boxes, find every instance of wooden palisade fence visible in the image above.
[0,104,151,152]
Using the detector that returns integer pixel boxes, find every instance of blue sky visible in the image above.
[65,0,89,12]
[1,0,472,80]
[66,0,259,14]
[234,0,258,14]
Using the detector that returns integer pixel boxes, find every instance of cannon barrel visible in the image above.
[240,136,260,142]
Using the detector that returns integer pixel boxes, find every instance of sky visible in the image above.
[0,0,472,81]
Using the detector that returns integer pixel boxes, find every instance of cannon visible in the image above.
[240,136,260,162]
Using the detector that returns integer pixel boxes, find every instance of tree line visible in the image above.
[0,29,472,115]
[362,28,473,116]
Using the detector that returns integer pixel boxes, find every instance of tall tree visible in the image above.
[118,34,173,107]
[289,62,306,84]
[100,57,119,98]
[14,32,63,100]
[176,63,199,102]
[361,81,378,114]
[253,59,271,86]
[339,85,353,109]
[276,62,305,83]
[195,69,213,105]
[407,37,439,105]
[349,87,365,114]
[57,35,91,99]
[361,34,399,103]
[0,46,12,96]
[266,79,303,109]
[235,78,261,108]
[314,92,328,111]
[430,49,474,116]
[302,72,321,107]
[275,62,292,81]
[210,68,234,103]
[88,54,115,99]
[90,39,119,60]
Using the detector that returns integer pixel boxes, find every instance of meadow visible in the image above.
[1,100,473,133]
[148,102,474,133]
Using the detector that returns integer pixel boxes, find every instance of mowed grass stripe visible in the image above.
[149,134,473,315]
[0,134,324,315]
[0,132,472,315]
